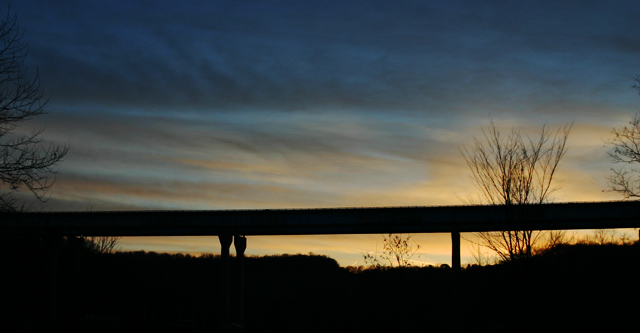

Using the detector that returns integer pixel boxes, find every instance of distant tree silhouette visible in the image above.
[606,76,640,199]
[461,119,572,261]
[363,233,420,267]
[0,7,67,211]
[85,236,121,254]
[578,229,635,245]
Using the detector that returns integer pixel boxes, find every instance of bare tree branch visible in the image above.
[461,119,572,261]
[605,109,640,199]
[363,233,420,268]
[0,7,68,211]
[86,236,121,254]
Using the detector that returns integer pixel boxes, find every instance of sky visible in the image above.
[7,0,640,266]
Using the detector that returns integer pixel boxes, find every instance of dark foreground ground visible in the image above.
[2,238,638,332]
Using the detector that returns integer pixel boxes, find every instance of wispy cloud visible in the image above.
[15,1,639,116]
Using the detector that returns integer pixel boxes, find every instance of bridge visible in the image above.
[3,200,640,330]
[3,200,640,268]
[4,200,640,235]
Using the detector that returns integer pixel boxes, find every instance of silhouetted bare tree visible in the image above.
[606,115,640,198]
[606,76,640,199]
[461,119,571,261]
[363,233,420,267]
[0,7,68,211]
[85,236,121,254]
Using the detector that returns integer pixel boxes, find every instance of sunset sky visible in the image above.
[10,0,640,265]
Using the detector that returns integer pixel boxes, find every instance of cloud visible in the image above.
[33,101,630,212]
[12,0,638,119]
[26,100,481,211]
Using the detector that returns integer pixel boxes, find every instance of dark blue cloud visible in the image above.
[11,0,640,117]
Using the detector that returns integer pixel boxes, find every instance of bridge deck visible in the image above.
[2,201,639,237]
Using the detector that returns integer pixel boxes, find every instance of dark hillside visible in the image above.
[1,238,638,332]
[461,243,640,332]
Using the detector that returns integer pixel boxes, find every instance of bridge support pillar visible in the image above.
[451,231,460,271]
[46,233,62,325]
[451,231,461,321]
[218,234,233,331]
[234,235,246,331]
[218,234,247,332]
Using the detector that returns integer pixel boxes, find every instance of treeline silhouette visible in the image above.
[2,236,638,332]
